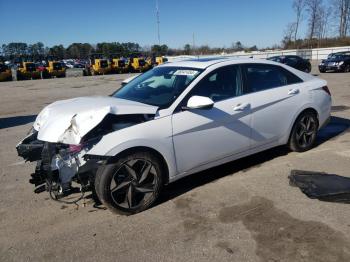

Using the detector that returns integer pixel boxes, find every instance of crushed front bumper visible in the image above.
[16,131,98,196]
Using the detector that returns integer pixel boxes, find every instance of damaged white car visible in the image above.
[16,58,332,214]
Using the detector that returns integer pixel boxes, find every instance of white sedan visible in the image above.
[17,58,332,214]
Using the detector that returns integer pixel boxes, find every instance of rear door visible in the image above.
[172,65,252,173]
[242,63,304,149]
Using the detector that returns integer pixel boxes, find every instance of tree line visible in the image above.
[0,41,260,61]
[0,42,144,61]
[283,0,350,48]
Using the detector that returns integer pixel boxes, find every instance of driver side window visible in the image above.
[186,65,242,103]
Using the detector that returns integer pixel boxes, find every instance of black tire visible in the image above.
[288,111,319,152]
[319,69,326,73]
[95,151,163,215]
[344,65,350,73]
[16,71,22,81]
[42,70,51,79]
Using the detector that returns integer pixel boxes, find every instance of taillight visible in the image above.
[322,86,331,96]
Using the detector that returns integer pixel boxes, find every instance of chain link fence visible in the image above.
[167,46,350,62]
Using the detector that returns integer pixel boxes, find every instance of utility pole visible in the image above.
[156,0,161,45]
[192,32,195,55]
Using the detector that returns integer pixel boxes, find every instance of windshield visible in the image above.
[267,56,283,63]
[53,62,63,70]
[100,60,108,68]
[113,66,203,108]
[26,63,36,71]
[328,54,347,60]
[138,59,146,66]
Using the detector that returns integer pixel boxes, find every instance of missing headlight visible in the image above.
[82,113,154,141]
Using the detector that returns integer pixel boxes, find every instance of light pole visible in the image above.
[156,0,161,45]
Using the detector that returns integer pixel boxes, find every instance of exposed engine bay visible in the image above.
[16,113,154,203]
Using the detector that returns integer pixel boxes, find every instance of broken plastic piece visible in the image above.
[289,170,350,203]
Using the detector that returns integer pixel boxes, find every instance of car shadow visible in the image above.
[156,115,350,206]
[316,116,350,145]
[0,115,37,129]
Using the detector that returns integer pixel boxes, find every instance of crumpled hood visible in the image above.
[34,96,158,144]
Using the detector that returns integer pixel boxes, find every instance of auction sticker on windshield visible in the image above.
[173,69,199,76]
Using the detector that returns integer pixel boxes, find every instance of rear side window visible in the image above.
[285,57,298,66]
[244,64,302,93]
[186,65,242,102]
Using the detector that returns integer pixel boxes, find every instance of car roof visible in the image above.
[333,51,350,55]
[159,57,276,69]
[158,57,316,82]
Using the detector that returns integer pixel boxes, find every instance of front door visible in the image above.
[172,65,252,173]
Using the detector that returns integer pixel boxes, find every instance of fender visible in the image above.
[87,115,178,180]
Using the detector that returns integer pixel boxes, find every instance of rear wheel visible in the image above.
[305,65,311,73]
[95,151,163,215]
[288,111,318,152]
[42,70,51,79]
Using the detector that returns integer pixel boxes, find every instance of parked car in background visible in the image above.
[64,62,74,68]
[16,58,331,214]
[319,52,350,73]
[73,63,85,68]
[267,55,311,73]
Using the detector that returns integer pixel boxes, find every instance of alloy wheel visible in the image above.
[295,115,317,148]
[110,159,158,209]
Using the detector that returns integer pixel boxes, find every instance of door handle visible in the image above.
[288,88,300,95]
[233,103,250,111]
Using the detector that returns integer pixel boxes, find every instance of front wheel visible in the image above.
[288,111,319,152]
[95,151,163,215]
[344,65,350,73]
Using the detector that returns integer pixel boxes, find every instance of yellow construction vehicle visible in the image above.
[109,54,128,74]
[128,56,150,73]
[89,54,111,75]
[42,60,66,78]
[146,55,168,68]
[0,63,12,81]
[155,56,168,65]
[15,62,41,80]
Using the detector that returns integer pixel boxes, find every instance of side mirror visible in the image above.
[184,96,214,110]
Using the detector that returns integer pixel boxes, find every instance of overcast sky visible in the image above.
[1,0,306,48]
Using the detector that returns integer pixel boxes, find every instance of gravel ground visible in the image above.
[0,62,350,262]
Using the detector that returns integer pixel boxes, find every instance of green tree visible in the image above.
[151,44,168,55]
[66,43,93,59]
[49,45,65,59]
[184,44,191,55]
